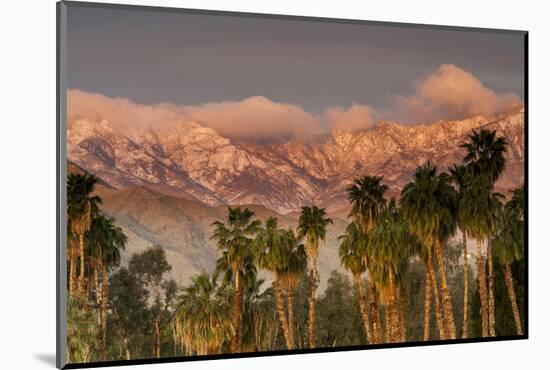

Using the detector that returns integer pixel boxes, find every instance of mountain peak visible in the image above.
[68,112,524,214]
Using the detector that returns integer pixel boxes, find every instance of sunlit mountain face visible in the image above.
[68,108,524,215]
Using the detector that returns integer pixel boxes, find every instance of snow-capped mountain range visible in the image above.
[68,108,525,215]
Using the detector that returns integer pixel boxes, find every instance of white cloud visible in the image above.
[185,96,320,142]
[325,104,376,133]
[395,64,520,123]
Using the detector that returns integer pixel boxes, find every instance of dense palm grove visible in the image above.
[66,128,525,362]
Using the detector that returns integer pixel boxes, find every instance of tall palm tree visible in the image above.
[67,173,102,297]
[173,273,231,355]
[400,163,458,339]
[461,129,508,337]
[255,217,294,349]
[409,231,445,340]
[277,229,308,350]
[449,164,471,338]
[367,199,409,343]
[486,191,504,337]
[297,205,332,348]
[86,214,127,360]
[460,174,504,337]
[338,220,372,343]
[346,175,388,343]
[493,187,524,335]
[460,176,489,337]
[435,172,460,340]
[212,207,261,353]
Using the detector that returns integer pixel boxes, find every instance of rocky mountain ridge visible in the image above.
[68,108,524,215]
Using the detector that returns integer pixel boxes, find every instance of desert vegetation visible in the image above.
[66,128,525,362]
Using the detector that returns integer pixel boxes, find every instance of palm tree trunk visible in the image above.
[87,258,94,299]
[308,255,318,349]
[230,271,243,353]
[487,238,496,337]
[462,231,469,339]
[477,239,489,337]
[286,289,296,350]
[94,264,101,305]
[423,265,432,341]
[390,301,399,343]
[273,280,293,349]
[152,322,157,357]
[69,252,77,295]
[123,336,131,360]
[353,274,372,344]
[434,239,456,339]
[78,233,86,296]
[386,271,400,343]
[155,319,161,358]
[389,273,400,343]
[94,262,105,360]
[384,307,391,343]
[368,279,382,344]
[504,263,523,335]
[428,247,446,340]
[398,286,407,342]
[101,264,109,361]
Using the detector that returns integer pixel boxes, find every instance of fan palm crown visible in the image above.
[347,175,389,233]
[460,128,508,186]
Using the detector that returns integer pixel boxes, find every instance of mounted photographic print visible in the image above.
[56,1,528,368]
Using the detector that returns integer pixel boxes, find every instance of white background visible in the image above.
[1,0,547,368]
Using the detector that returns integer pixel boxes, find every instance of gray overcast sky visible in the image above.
[67,4,525,115]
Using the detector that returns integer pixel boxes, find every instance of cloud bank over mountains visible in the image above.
[185,96,320,142]
[395,64,520,123]
[68,64,522,142]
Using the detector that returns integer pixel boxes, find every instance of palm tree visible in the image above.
[460,174,504,337]
[508,185,525,219]
[347,175,388,233]
[241,275,278,352]
[461,129,508,337]
[173,273,231,355]
[67,173,102,297]
[409,231,445,340]
[367,199,409,343]
[297,205,333,348]
[338,220,372,343]
[493,187,524,335]
[346,175,388,344]
[461,129,508,185]
[254,224,307,349]
[277,229,308,350]
[212,207,261,353]
[486,192,504,337]
[86,214,127,360]
[460,176,490,337]
[255,217,294,349]
[400,163,458,339]
[435,179,460,339]
[449,164,471,338]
